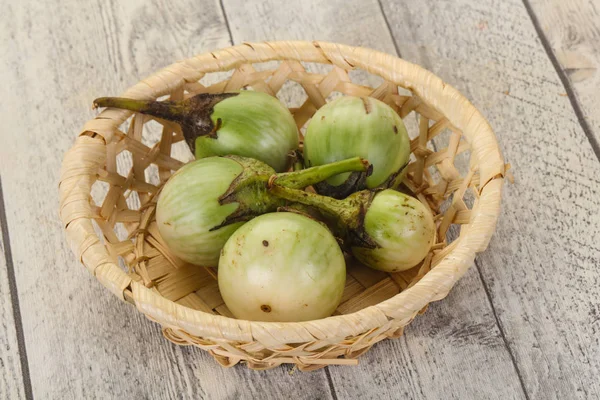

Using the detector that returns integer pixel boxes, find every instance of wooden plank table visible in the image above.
[0,0,598,398]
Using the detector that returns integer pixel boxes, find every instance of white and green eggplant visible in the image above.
[218,212,346,322]
[269,186,436,272]
[155,155,368,266]
[303,96,410,198]
[94,91,299,172]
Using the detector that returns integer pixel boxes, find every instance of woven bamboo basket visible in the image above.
[59,41,507,371]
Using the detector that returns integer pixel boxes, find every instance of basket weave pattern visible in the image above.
[59,41,505,371]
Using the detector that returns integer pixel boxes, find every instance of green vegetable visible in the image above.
[269,186,435,272]
[351,190,436,272]
[303,96,410,198]
[155,156,368,266]
[218,212,346,322]
[93,91,299,172]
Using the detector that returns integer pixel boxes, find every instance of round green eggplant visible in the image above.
[218,212,346,322]
[303,96,410,197]
[94,90,299,172]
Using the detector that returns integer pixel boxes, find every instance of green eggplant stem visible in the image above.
[269,184,378,249]
[93,93,238,154]
[273,157,369,190]
[93,97,185,121]
[292,159,304,172]
[210,155,371,231]
[268,185,351,222]
[291,149,304,172]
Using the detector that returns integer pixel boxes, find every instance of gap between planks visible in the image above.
[522,0,600,163]
[0,176,33,400]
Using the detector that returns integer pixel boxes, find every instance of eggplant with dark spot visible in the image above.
[218,212,346,321]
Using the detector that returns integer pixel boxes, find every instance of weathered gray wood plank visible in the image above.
[222,0,528,398]
[0,1,334,398]
[380,0,600,398]
[0,183,26,400]
[527,0,600,148]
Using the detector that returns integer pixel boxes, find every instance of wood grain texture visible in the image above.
[0,188,26,400]
[0,1,334,398]
[380,0,600,398]
[2,0,598,398]
[528,0,600,145]
[221,0,527,398]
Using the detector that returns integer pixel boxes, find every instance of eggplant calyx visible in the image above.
[212,156,283,230]
[93,92,239,153]
[182,93,238,151]
[218,155,276,204]
[338,190,380,250]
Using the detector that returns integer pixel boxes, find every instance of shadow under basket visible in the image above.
[59,41,508,371]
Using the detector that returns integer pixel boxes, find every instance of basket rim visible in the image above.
[60,40,505,345]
